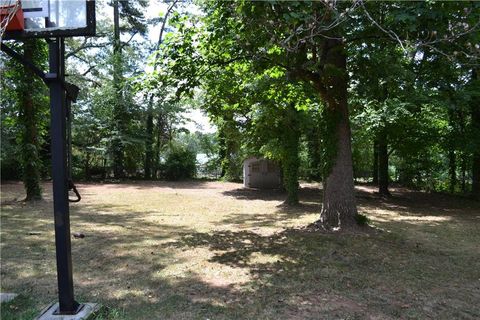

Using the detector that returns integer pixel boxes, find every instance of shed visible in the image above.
[243,157,281,189]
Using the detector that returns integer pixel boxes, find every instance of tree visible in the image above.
[163,143,196,180]
[350,39,420,195]
[111,0,148,178]
[469,69,480,200]
[144,0,179,180]
[2,40,48,201]
[198,1,360,228]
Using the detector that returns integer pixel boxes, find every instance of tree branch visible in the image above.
[360,0,407,53]
[153,0,179,69]
[121,31,139,49]
[66,41,108,59]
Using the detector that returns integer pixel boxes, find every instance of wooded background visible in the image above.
[1,1,479,227]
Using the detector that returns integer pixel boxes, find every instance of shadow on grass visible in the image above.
[73,213,480,319]
[163,225,480,319]
[222,186,324,203]
[222,188,286,201]
[356,186,480,216]
[76,180,218,191]
[217,203,321,229]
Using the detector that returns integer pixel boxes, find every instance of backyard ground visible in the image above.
[1,181,479,319]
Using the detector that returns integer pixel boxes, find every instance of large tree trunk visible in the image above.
[317,40,358,230]
[372,139,379,185]
[378,132,390,196]
[20,40,42,201]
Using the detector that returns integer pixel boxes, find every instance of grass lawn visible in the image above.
[1,181,479,319]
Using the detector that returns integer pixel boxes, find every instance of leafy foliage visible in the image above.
[1,40,48,200]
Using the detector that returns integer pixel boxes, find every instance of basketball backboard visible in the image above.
[1,0,95,39]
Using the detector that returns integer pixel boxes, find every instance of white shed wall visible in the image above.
[243,157,281,189]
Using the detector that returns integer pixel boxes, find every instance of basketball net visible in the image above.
[0,0,21,40]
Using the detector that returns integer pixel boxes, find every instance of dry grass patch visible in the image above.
[1,181,479,319]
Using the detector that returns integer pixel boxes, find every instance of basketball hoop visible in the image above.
[0,0,23,40]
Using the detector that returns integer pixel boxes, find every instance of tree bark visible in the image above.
[316,40,358,229]
[144,106,153,179]
[372,139,379,184]
[282,156,299,205]
[282,107,300,205]
[448,150,456,194]
[102,158,107,180]
[470,69,480,200]
[471,103,480,200]
[446,106,457,194]
[378,132,390,196]
[217,116,240,182]
[20,40,42,201]
[461,155,467,193]
[472,150,480,200]
[306,124,322,181]
[472,146,480,200]
[218,126,227,179]
[84,152,91,180]
[154,113,165,179]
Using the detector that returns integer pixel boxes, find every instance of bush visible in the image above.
[163,145,196,181]
[1,159,21,180]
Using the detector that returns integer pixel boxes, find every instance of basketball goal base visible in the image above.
[35,302,102,320]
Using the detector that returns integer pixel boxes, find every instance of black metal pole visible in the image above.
[48,37,79,315]
[66,99,72,182]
